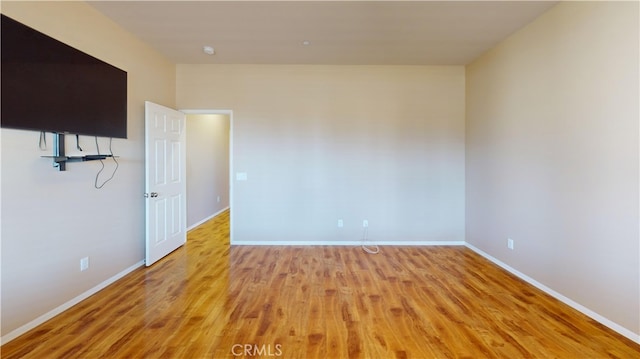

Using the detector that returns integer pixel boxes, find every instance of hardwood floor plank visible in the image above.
[2,209,639,358]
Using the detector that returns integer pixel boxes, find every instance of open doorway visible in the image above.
[183,110,233,242]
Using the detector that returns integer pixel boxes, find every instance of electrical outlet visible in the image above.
[363,220,369,228]
[507,238,514,250]
[337,219,344,228]
[80,257,89,271]
[217,195,221,203]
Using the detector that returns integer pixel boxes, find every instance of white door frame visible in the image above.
[181,109,234,243]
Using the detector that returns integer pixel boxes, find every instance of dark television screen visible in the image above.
[1,14,127,138]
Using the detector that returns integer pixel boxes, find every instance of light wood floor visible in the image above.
[2,209,639,358]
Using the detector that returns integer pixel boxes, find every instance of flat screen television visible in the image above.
[1,14,127,138]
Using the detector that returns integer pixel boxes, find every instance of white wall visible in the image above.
[186,114,230,228]
[1,2,175,337]
[177,65,466,244]
[466,1,639,337]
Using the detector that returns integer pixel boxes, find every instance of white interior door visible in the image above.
[145,101,187,266]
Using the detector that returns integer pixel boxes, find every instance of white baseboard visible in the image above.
[464,243,640,345]
[187,207,229,231]
[231,240,466,246]
[0,260,145,345]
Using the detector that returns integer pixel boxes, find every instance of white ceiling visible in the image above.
[89,1,558,65]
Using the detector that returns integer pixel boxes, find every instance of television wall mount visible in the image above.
[42,133,111,171]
